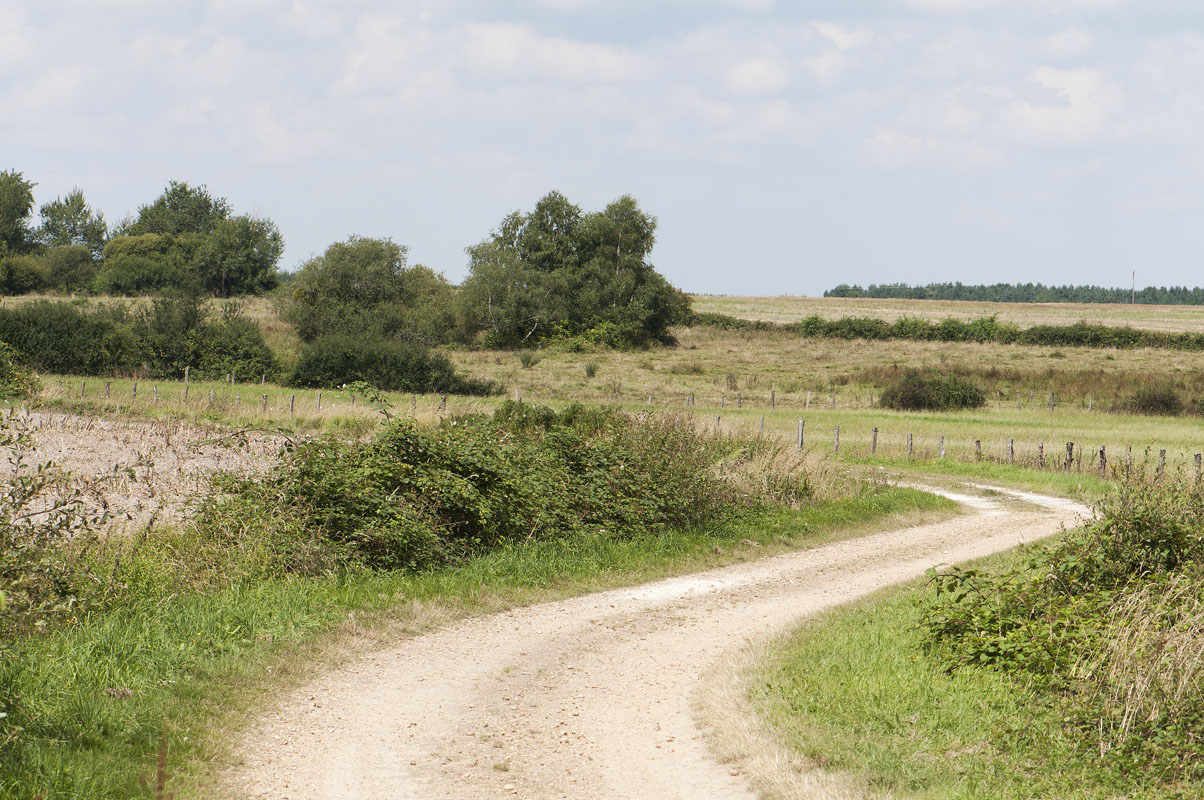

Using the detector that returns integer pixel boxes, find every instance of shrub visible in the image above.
[202,403,740,571]
[584,361,598,378]
[0,255,50,295]
[1126,383,1183,416]
[0,301,144,375]
[43,245,96,293]
[517,351,541,369]
[918,477,1204,781]
[0,343,38,400]
[879,369,986,411]
[287,335,498,395]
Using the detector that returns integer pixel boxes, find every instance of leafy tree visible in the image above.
[460,191,690,348]
[37,189,107,258]
[0,256,49,295]
[280,236,456,343]
[43,246,96,293]
[0,171,36,257]
[195,215,283,297]
[124,181,230,236]
[104,181,283,295]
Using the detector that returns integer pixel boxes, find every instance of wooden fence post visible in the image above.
[1126,445,1132,479]
[834,426,840,455]
[1088,396,1093,412]
[289,394,295,414]
[1038,441,1045,470]
[208,388,214,404]
[938,435,945,459]
[317,392,322,411]
[1007,438,1014,464]
[871,427,878,456]
[104,381,111,398]
[184,366,189,384]
[975,439,982,462]
[907,432,913,459]
[1099,445,1107,477]
[412,395,417,415]
[759,416,765,434]
[737,392,742,408]
[1049,392,1055,410]
[721,394,725,409]
[184,384,189,400]
[261,394,268,414]
[770,390,775,409]
[648,395,653,405]
[1065,442,1074,471]
[1158,449,1167,479]
[153,385,158,404]
[441,395,447,413]
[81,381,86,398]
[797,420,804,450]
[132,381,137,399]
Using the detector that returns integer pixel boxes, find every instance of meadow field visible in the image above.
[692,293,1204,332]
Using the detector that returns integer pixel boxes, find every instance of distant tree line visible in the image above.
[824,282,1204,306]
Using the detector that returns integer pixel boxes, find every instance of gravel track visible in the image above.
[224,484,1087,800]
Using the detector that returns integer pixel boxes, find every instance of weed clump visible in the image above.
[878,369,985,411]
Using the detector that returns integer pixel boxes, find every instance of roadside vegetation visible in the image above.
[0,395,951,798]
[759,472,1204,799]
[826,280,1204,305]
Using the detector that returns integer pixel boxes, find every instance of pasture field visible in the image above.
[692,293,1204,333]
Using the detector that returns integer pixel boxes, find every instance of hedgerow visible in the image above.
[691,311,1204,352]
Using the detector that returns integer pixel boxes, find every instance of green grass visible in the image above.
[1,487,954,799]
[755,550,1174,800]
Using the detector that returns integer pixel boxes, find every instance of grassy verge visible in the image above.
[753,559,1118,800]
[849,456,1110,500]
[2,488,953,799]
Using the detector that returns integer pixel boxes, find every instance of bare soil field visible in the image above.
[11,411,279,531]
[223,483,1086,800]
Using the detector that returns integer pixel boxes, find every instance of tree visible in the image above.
[459,191,690,348]
[0,171,36,257]
[37,189,108,259]
[104,181,283,295]
[195,215,283,297]
[280,236,456,343]
[124,181,230,236]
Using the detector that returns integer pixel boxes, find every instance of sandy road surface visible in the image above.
[225,485,1088,800]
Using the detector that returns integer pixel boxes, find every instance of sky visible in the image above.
[4,0,1204,296]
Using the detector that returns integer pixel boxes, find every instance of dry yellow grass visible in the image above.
[692,294,1204,334]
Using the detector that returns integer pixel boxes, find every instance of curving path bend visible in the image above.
[223,484,1088,800]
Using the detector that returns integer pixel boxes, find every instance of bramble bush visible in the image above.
[200,403,745,572]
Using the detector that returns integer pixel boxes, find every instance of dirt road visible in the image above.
[224,485,1087,800]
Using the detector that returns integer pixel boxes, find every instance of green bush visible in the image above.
[1125,383,1184,416]
[43,245,96,293]
[0,297,278,380]
[918,478,1204,782]
[201,403,739,572]
[287,335,497,395]
[879,369,986,411]
[0,255,50,295]
[0,343,38,400]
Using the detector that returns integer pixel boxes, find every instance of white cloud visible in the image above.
[463,23,647,83]
[1046,29,1093,59]
[726,58,788,95]
[1007,66,1120,143]
[866,128,1001,168]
